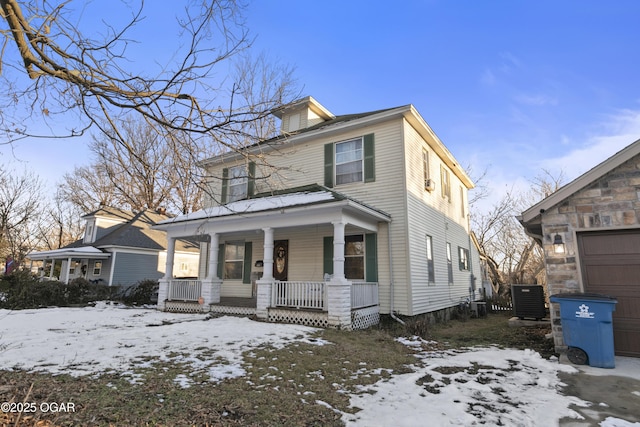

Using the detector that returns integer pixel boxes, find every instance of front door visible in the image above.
[273,240,288,281]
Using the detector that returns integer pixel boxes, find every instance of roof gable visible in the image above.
[521,138,640,223]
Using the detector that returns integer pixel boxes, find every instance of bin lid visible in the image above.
[550,293,617,303]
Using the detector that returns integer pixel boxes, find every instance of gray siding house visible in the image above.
[28,207,199,287]
[155,97,482,328]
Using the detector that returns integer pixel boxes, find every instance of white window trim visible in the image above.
[335,137,364,185]
[228,165,248,203]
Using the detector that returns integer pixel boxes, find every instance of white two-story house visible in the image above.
[155,97,481,328]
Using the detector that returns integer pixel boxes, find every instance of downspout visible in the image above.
[387,220,405,325]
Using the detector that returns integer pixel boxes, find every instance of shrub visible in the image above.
[0,271,121,309]
[120,279,158,306]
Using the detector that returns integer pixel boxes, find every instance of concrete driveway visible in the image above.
[558,356,640,426]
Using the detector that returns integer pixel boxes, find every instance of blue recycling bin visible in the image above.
[550,293,617,368]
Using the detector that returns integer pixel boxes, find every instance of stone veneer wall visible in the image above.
[540,154,640,350]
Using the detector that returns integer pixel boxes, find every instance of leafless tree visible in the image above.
[0,0,297,159]
[469,169,565,295]
[0,166,41,266]
[35,188,84,250]
[60,164,119,213]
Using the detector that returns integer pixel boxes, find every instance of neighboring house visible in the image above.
[154,96,481,329]
[28,207,200,287]
[519,139,640,358]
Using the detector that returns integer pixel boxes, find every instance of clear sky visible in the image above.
[3,0,640,210]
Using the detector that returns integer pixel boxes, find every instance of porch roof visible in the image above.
[28,246,111,261]
[154,185,391,234]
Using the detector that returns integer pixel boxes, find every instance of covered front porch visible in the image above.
[154,186,390,329]
[26,246,111,284]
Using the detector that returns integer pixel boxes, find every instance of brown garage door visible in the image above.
[578,230,640,357]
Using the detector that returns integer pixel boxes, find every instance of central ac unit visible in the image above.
[511,284,547,320]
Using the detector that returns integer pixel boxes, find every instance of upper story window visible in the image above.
[228,165,248,203]
[324,134,375,188]
[441,165,451,201]
[460,185,465,218]
[336,138,363,185]
[422,149,430,189]
[222,163,256,204]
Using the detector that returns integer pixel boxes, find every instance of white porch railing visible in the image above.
[168,279,202,301]
[351,282,379,309]
[272,281,325,310]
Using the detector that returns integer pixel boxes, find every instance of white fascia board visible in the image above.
[161,200,389,237]
[100,246,160,256]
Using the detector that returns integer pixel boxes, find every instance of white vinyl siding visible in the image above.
[202,115,478,316]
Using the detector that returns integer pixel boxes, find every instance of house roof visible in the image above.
[520,138,640,226]
[199,100,474,189]
[156,184,391,227]
[29,209,198,261]
[27,246,111,261]
[81,206,137,221]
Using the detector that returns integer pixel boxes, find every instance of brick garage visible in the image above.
[519,140,640,358]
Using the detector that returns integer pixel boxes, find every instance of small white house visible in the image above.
[28,207,200,287]
[155,97,481,328]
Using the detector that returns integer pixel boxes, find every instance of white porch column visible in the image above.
[49,260,55,279]
[328,221,351,328]
[202,233,221,306]
[262,227,274,281]
[256,227,275,320]
[206,234,220,280]
[164,236,176,280]
[332,221,346,280]
[61,257,72,284]
[158,236,176,311]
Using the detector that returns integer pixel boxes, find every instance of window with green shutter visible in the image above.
[221,162,255,203]
[324,134,375,187]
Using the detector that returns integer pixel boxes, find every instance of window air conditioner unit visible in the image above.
[424,178,436,192]
[511,284,547,320]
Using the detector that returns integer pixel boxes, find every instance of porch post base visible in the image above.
[327,278,352,329]
[256,279,273,320]
[202,279,222,305]
[157,279,169,311]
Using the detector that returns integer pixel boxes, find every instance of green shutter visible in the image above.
[324,143,334,188]
[323,236,333,276]
[247,162,256,197]
[365,233,378,282]
[364,133,375,182]
[221,168,229,204]
[243,242,252,284]
[217,243,225,279]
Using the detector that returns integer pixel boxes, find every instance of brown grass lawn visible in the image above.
[1,312,553,426]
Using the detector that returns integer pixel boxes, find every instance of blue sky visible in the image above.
[3,0,640,210]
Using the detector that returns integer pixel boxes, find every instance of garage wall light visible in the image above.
[553,233,565,254]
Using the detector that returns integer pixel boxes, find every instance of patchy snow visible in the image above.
[1,304,639,426]
[0,302,317,383]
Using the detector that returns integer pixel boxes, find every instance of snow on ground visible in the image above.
[1,304,639,426]
[0,302,319,385]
